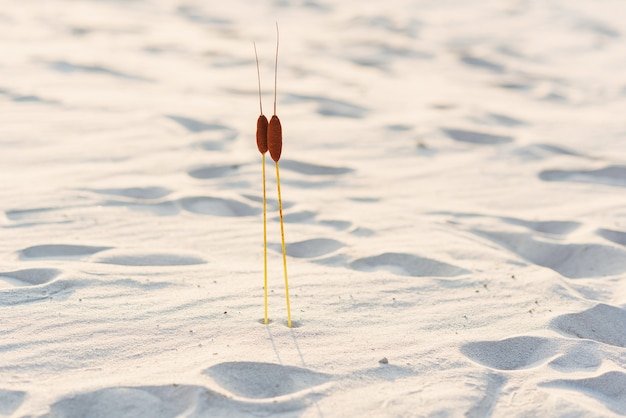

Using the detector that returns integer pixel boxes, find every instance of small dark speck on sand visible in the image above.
[379,357,389,364]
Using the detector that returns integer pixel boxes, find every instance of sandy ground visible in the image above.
[1,0,626,416]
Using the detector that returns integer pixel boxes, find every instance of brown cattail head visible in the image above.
[267,115,282,162]
[256,114,268,154]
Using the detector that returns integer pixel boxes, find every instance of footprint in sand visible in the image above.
[279,159,354,176]
[19,244,112,260]
[103,200,179,217]
[461,336,557,371]
[268,238,345,260]
[97,188,260,218]
[179,196,261,217]
[41,385,219,418]
[550,303,626,348]
[575,18,621,39]
[277,159,355,188]
[434,211,581,236]
[92,250,207,267]
[275,210,353,232]
[442,213,608,289]
[496,81,534,92]
[349,252,468,277]
[4,206,74,227]
[241,194,295,212]
[539,165,626,188]
[319,219,353,231]
[500,218,581,235]
[0,87,60,105]
[342,40,432,70]
[18,245,203,270]
[0,389,26,416]
[596,228,626,246]
[471,229,626,279]
[90,186,172,200]
[1,276,75,306]
[459,55,505,73]
[512,143,588,161]
[166,114,238,150]
[350,226,375,237]
[349,197,380,203]
[349,15,421,38]
[433,212,582,235]
[187,163,250,188]
[280,210,317,223]
[188,164,242,179]
[548,340,602,372]
[0,268,61,288]
[481,112,526,127]
[94,187,176,216]
[283,94,368,119]
[42,382,314,418]
[465,373,508,418]
[282,238,345,258]
[177,5,231,26]
[5,207,58,222]
[204,362,331,399]
[442,128,514,145]
[540,372,626,415]
[47,60,151,82]
[166,115,235,136]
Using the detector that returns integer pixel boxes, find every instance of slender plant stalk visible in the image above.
[262,154,268,324]
[275,161,292,327]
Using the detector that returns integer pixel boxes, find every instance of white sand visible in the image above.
[2,0,626,416]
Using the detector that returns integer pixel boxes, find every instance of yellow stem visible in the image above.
[262,154,268,324]
[275,162,292,328]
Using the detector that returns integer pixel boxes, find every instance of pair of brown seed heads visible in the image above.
[256,114,282,162]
